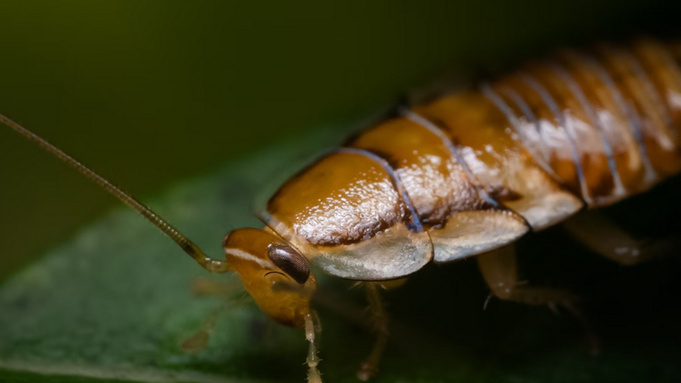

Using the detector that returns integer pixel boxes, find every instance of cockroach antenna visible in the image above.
[0,113,231,273]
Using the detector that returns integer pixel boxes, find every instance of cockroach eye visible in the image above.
[267,244,310,284]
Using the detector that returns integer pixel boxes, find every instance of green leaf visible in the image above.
[1,126,681,383]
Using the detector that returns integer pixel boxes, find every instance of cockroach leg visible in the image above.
[181,290,251,353]
[563,210,676,266]
[477,244,601,354]
[190,277,243,298]
[181,304,228,353]
[305,310,323,383]
[478,245,577,306]
[357,282,390,381]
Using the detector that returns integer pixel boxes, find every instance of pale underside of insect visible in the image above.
[3,37,681,382]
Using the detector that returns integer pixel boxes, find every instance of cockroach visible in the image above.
[3,37,681,382]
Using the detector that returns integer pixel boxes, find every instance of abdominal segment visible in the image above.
[261,39,681,280]
[349,112,530,263]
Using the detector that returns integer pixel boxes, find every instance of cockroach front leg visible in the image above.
[190,276,243,298]
[182,279,247,352]
[357,282,390,381]
[181,304,228,352]
[305,311,323,383]
[478,244,600,353]
[563,210,676,266]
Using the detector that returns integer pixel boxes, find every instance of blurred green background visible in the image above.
[0,0,680,281]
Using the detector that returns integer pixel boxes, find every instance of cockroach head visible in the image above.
[222,227,316,328]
